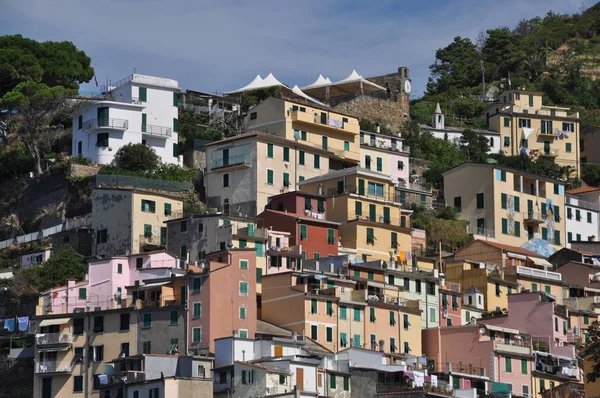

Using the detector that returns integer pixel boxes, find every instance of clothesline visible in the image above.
[0,316,30,332]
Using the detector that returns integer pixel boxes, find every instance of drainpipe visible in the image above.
[84,311,91,398]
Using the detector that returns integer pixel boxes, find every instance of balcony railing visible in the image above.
[347,212,408,228]
[327,185,401,203]
[139,234,166,247]
[494,339,532,355]
[268,245,302,258]
[515,265,562,282]
[104,371,146,386]
[470,227,496,239]
[289,110,353,132]
[36,332,73,346]
[210,154,252,170]
[36,361,72,374]
[523,211,547,223]
[539,148,560,158]
[82,118,128,132]
[142,124,172,138]
[361,139,409,154]
[396,181,433,194]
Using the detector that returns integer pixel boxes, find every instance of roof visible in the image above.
[256,320,333,355]
[442,162,566,185]
[465,285,482,294]
[259,209,342,226]
[225,73,287,95]
[566,186,600,195]
[234,361,290,374]
[420,124,500,136]
[434,102,442,113]
[298,166,394,186]
[460,239,544,258]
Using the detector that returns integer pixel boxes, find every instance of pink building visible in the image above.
[37,251,180,315]
[478,292,573,358]
[440,282,462,327]
[423,323,533,397]
[187,248,257,354]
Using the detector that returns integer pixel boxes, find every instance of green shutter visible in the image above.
[300,225,307,240]
[501,193,507,209]
[240,282,248,294]
[192,277,201,293]
[143,313,152,328]
[542,227,548,240]
[353,334,360,347]
[330,374,336,389]
[267,143,274,158]
[340,306,347,319]
[193,328,201,343]
[256,267,263,282]
[117,263,122,274]
[326,301,333,316]
[299,150,305,165]
[370,307,376,322]
[322,136,328,150]
[172,142,179,157]
[327,229,335,244]
[170,311,178,325]
[376,157,382,171]
[311,325,318,339]
[354,308,361,321]
[514,221,520,237]
[355,201,362,216]
[554,230,560,245]
[326,327,333,342]
[173,118,179,132]
[173,92,179,106]
[311,299,317,313]
[79,288,87,299]
[144,224,152,237]
[358,179,365,195]
[343,376,349,391]
[502,218,508,234]
[513,196,520,212]
[369,204,376,221]
[314,154,320,168]
[283,147,289,162]
[344,141,350,151]
[504,117,510,127]
[193,303,201,318]
[318,199,325,212]
[139,87,147,102]
[505,357,512,372]
[141,113,147,132]
[283,172,289,187]
[389,311,396,326]
[267,169,274,184]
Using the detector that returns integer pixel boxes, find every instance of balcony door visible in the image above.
[41,377,52,398]
[97,107,109,126]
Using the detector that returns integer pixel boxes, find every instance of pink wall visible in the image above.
[389,151,410,183]
[477,292,570,355]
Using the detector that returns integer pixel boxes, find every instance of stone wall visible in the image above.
[334,96,408,133]
[68,163,100,178]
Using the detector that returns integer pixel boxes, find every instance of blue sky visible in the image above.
[0,0,587,97]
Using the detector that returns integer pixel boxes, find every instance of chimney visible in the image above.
[376,124,380,133]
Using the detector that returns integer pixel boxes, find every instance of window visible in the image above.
[429,307,436,322]
[326,327,333,342]
[283,147,290,162]
[314,154,320,169]
[180,245,187,259]
[503,117,510,127]
[404,341,410,354]
[283,172,290,187]
[138,87,147,102]
[222,173,229,187]
[74,318,84,335]
[427,281,435,295]
[522,385,529,398]
[366,227,375,244]
[239,259,249,269]
[354,334,361,347]
[566,142,572,153]
[96,228,108,244]
[266,169,274,185]
[326,300,333,316]
[588,212,593,223]
[172,142,179,157]
[370,307,376,323]
[476,193,484,209]
[301,130,307,140]
[376,157,383,172]
[505,357,512,373]
[96,132,109,147]
[93,316,104,333]
[311,324,318,339]
[143,313,152,328]
[453,197,462,210]
[322,136,328,150]
[365,155,371,169]
[354,308,361,321]
[330,374,336,389]
[239,306,247,319]
[250,112,257,120]
[355,201,362,216]
[141,200,156,213]
[584,315,590,325]
[403,314,410,329]
[193,327,202,343]
[193,302,202,318]
[367,182,384,197]
[170,310,179,325]
[300,224,307,240]
[120,313,130,331]
[503,136,510,147]
[343,376,350,391]
[299,150,305,165]
[367,272,374,280]
[502,218,508,234]
[496,283,501,297]
[339,306,348,320]
[403,277,410,291]
[519,118,531,128]
[398,160,404,170]
[142,341,151,354]
[93,345,104,362]
[415,280,422,293]
[239,281,249,295]
[344,141,350,151]
[74,375,83,392]
[311,299,317,314]
[447,318,453,326]
[192,277,202,293]
[465,311,471,323]
[78,288,87,300]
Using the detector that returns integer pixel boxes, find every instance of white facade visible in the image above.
[19,248,52,268]
[420,103,500,154]
[72,74,181,165]
[565,193,600,247]
[386,270,440,329]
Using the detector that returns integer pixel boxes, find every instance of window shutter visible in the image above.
[173,92,179,106]
[355,201,362,216]
[173,118,179,132]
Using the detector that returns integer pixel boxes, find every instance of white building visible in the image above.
[19,248,52,268]
[72,74,181,165]
[461,285,484,325]
[420,103,501,154]
[565,186,600,247]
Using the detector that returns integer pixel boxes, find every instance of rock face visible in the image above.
[333,67,411,132]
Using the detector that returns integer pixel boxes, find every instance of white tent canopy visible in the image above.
[301,74,332,90]
[301,69,386,101]
[225,73,286,94]
[291,85,325,106]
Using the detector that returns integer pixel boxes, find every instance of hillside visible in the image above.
[413,2,600,128]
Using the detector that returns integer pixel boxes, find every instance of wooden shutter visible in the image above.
[274,345,283,357]
[296,367,304,389]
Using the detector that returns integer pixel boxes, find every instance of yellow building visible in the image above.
[260,269,421,356]
[299,166,412,263]
[92,187,184,258]
[443,163,566,248]
[244,96,361,163]
[486,90,580,175]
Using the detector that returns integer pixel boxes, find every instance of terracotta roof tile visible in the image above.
[566,186,600,195]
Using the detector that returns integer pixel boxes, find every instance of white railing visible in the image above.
[0,216,92,250]
[36,332,72,346]
[516,266,562,282]
[36,361,72,374]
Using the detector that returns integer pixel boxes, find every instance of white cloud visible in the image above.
[0,0,586,96]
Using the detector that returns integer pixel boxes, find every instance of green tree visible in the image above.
[583,321,600,383]
[582,164,600,187]
[482,28,525,81]
[1,81,74,174]
[113,143,160,172]
[0,34,93,94]
[178,107,225,144]
[428,36,481,94]
[241,86,282,113]
[459,129,490,163]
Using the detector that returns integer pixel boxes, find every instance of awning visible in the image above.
[137,281,169,290]
[38,346,71,352]
[528,257,553,268]
[39,318,70,327]
[492,381,512,394]
[483,324,520,335]
[507,253,527,260]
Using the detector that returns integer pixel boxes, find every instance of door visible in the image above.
[320,112,327,125]
[383,207,390,224]
[527,200,533,218]
[544,141,551,155]
[160,227,167,246]
[296,367,304,390]
[369,204,376,222]
[476,218,485,234]
[222,149,229,167]
[42,377,52,398]
[337,181,344,194]
[528,226,534,240]
[97,107,109,126]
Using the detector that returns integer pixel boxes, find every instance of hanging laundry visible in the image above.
[520,147,527,155]
[17,316,29,332]
[399,251,407,262]
[98,374,109,385]
[563,130,571,137]
[522,127,534,139]
[406,252,412,260]
[4,318,14,332]
[556,129,562,138]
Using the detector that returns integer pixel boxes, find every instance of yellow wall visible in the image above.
[485,281,510,311]
[133,192,183,253]
[360,146,391,175]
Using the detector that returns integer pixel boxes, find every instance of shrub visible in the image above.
[113,143,159,172]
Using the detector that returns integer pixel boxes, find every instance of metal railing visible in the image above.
[210,154,252,169]
[523,211,547,222]
[540,148,560,157]
[361,139,409,154]
[396,181,433,194]
[36,333,72,346]
[471,227,496,238]
[95,174,193,192]
[139,234,166,246]
[36,361,72,374]
[327,185,401,203]
[347,211,407,228]
[143,124,172,138]
[82,118,128,131]
[515,266,562,282]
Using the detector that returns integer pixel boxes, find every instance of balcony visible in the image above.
[493,339,532,355]
[267,245,302,258]
[523,211,547,224]
[82,118,128,132]
[539,148,560,158]
[360,139,409,154]
[210,154,252,171]
[537,129,557,138]
[396,181,433,194]
[289,110,355,133]
[470,227,496,239]
[104,370,146,386]
[348,212,408,229]
[142,124,172,138]
[327,184,401,203]
[36,361,72,374]
[36,332,73,346]
[139,234,166,247]
[515,265,562,282]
